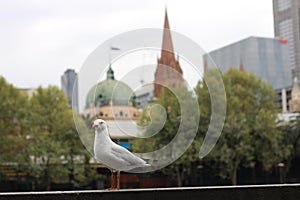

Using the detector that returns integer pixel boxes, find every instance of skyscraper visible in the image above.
[273,0,300,79]
[154,9,184,97]
[61,69,79,111]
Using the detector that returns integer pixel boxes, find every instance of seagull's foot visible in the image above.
[106,187,119,190]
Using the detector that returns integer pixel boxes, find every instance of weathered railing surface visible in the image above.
[0,184,300,200]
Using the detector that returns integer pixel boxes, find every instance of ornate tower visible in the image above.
[154,9,184,97]
[289,77,300,112]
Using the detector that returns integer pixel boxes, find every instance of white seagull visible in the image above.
[92,119,150,189]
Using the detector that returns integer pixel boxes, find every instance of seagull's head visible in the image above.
[92,119,106,131]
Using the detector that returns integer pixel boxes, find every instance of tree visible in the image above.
[196,68,289,185]
[0,79,102,190]
[132,85,200,186]
[26,86,99,190]
[27,86,68,190]
[0,77,28,176]
[280,113,300,180]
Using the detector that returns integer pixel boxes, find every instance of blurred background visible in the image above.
[1,0,300,191]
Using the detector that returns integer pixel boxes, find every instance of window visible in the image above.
[279,19,295,69]
[277,0,292,11]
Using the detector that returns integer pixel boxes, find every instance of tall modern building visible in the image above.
[203,36,292,90]
[204,36,293,113]
[61,69,79,111]
[273,0,300,79]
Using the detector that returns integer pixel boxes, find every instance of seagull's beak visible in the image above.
[92,124,98,129]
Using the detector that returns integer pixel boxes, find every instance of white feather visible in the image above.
[93,119,149,171]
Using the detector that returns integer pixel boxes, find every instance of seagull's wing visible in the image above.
[111,144,148,167]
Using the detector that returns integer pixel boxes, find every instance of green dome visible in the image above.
[85,79,135,108]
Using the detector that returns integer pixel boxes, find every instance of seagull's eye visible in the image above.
[100,121,103,124]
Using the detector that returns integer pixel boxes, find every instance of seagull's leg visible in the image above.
[116,171,121,190]
[108,169,115,190]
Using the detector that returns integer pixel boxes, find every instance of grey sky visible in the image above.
[0,0,274,88]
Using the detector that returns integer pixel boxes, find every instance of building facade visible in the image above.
[204,37,293,112]
[289,77,300,112]
[61,69,79,111]
[273,0,300,79]
[135,84,154,109]
[275,87,292,113]
[19,88,36,98]
[84,66,142,148]
[203,36,292,90]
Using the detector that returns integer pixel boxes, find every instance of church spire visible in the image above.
[164,7,170,30]
[161,9,175,58]
[154,8,184,97]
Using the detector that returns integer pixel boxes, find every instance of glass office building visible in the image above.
[273,0,300,79]
[61,69,79,111]
[203,36,292,90]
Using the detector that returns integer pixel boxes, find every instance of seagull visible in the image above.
[92,119,150,190]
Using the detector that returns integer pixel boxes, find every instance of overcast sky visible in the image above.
[0,0,274,89]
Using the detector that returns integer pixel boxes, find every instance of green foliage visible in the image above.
[25,86,100,190]
[0,79,100,190]
[279,113,300,175]
[196,68,290,185]
[132,85,201,186]
[286,114,300,157]
[0,67,297,188]
[0,77,28,165]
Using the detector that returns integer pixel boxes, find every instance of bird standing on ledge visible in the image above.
[92,119,150,190]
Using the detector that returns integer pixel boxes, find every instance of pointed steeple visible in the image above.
[161,9,175,58]
[107,64,114,80]
[154,8,184,97]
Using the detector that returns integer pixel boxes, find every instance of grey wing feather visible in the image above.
[111,145,147,166]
